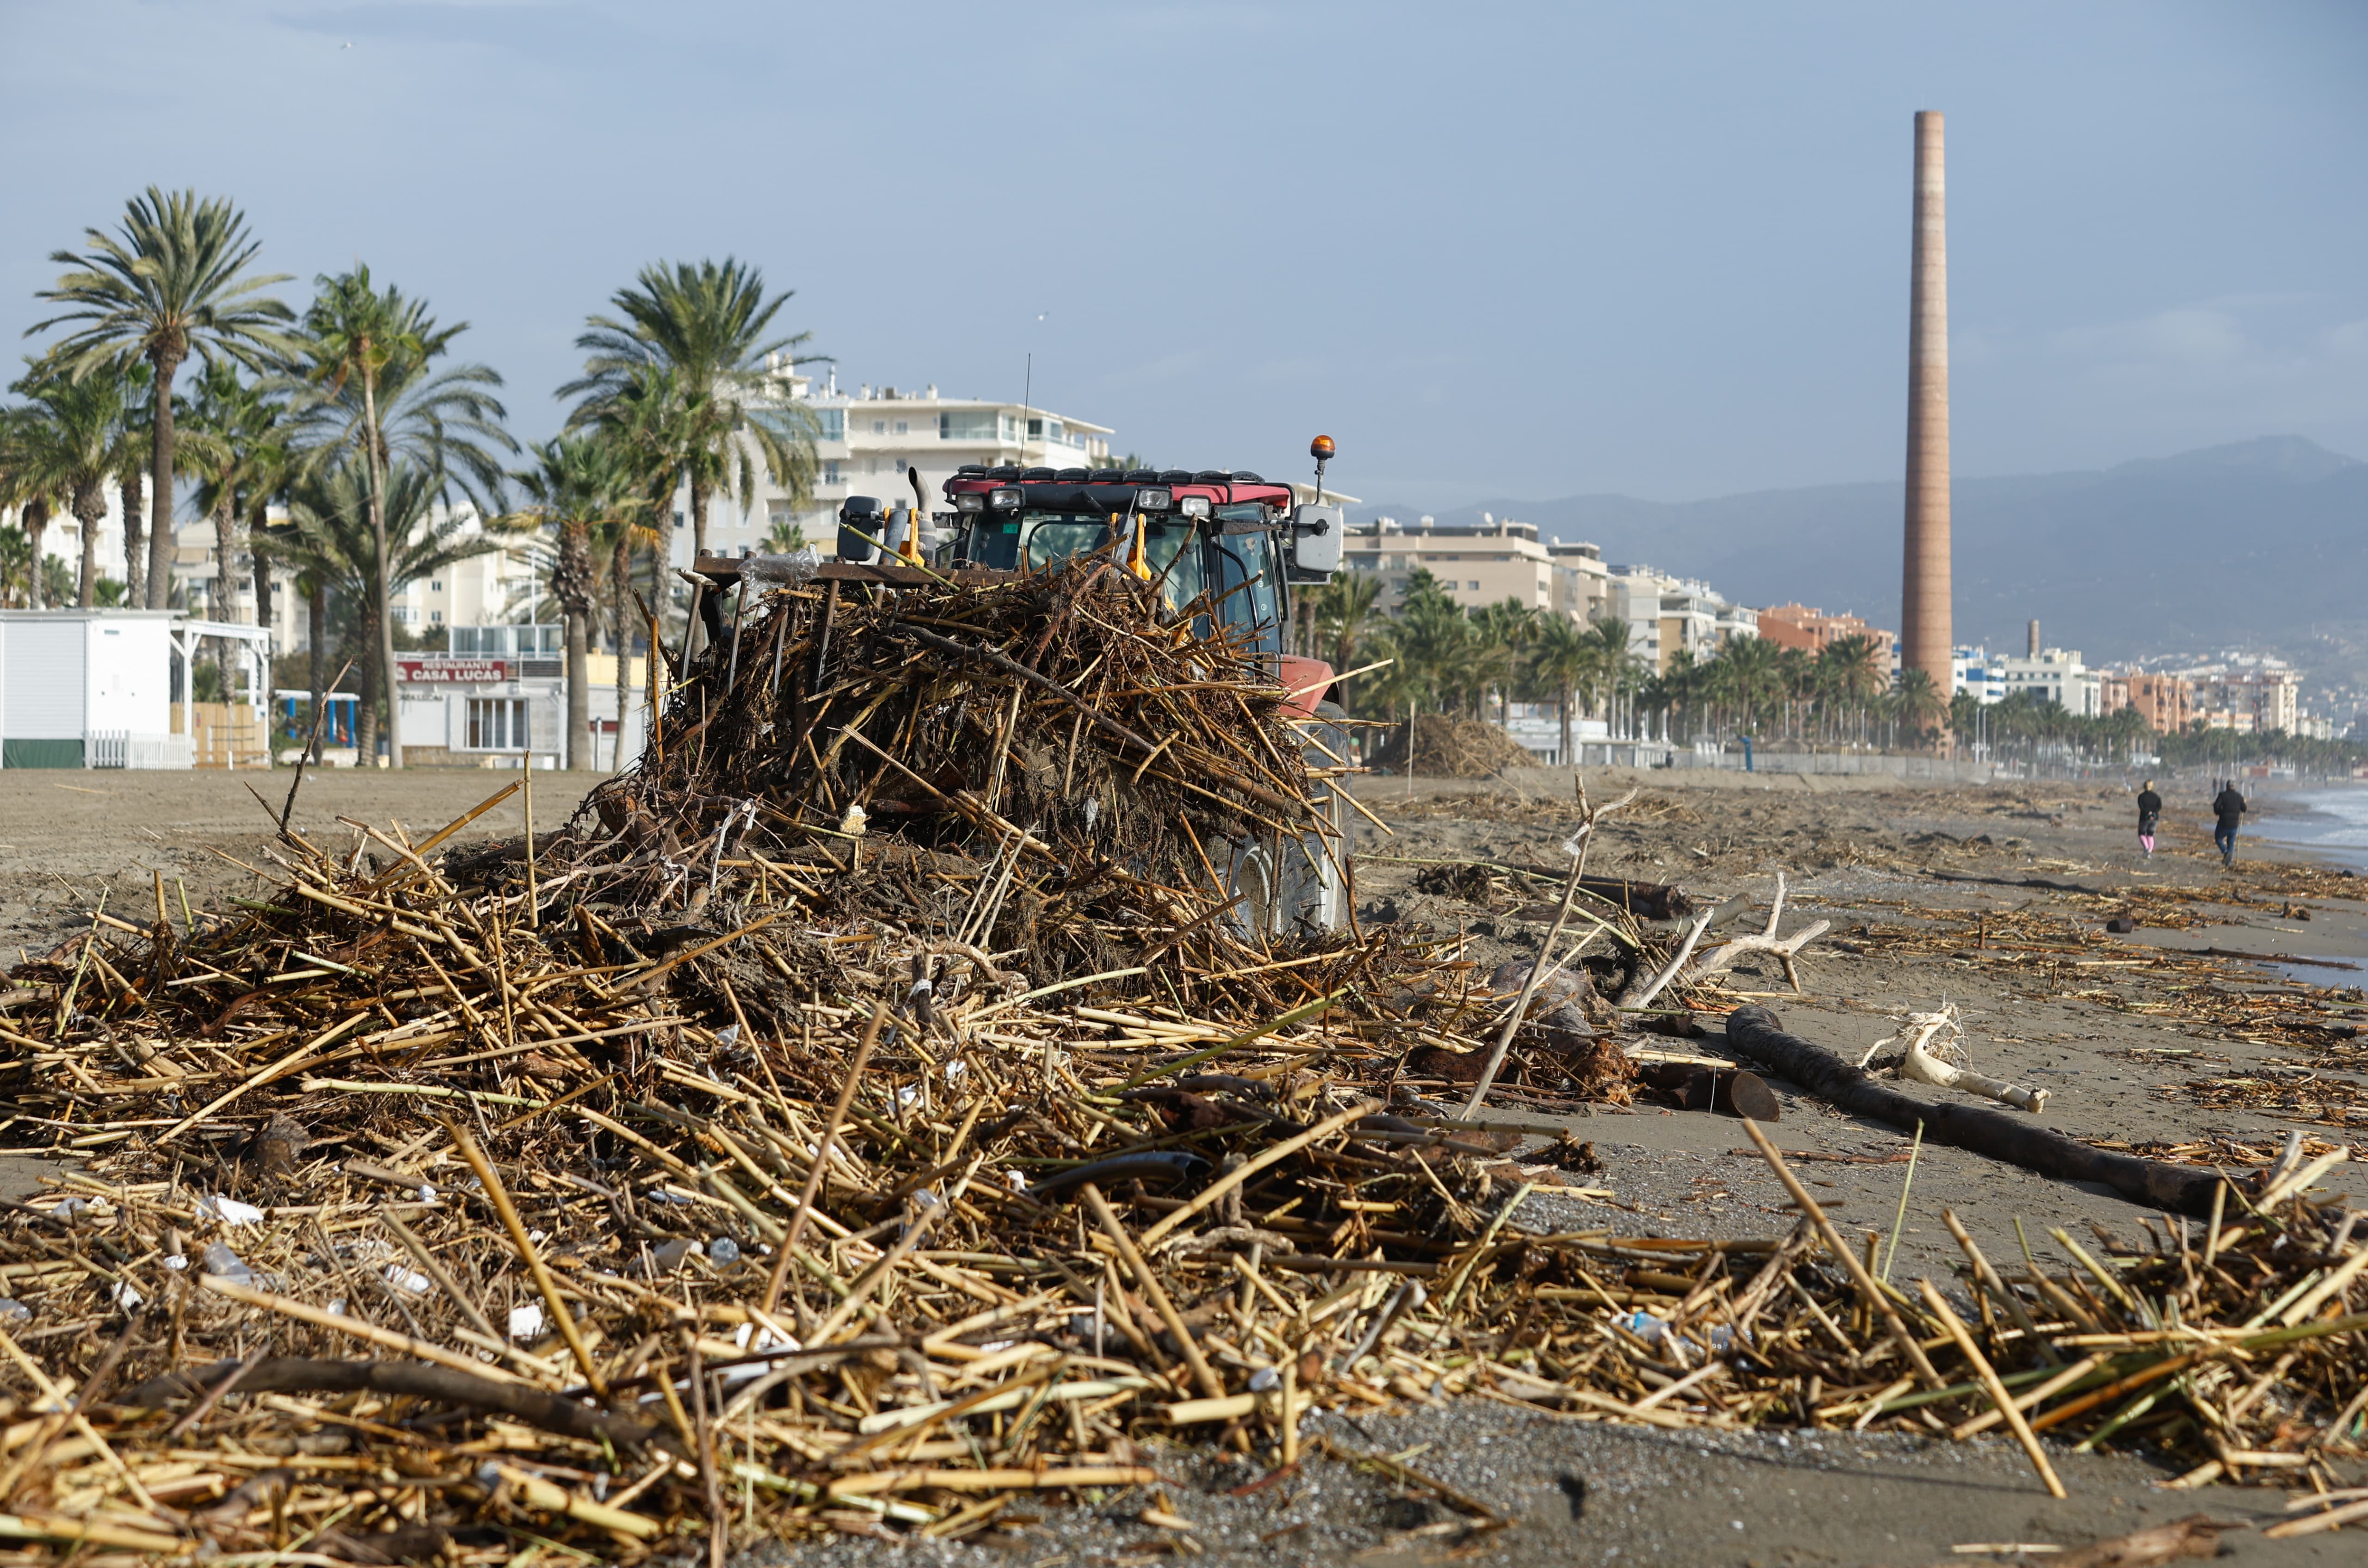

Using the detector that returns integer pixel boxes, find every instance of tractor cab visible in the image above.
[825,447,1344,711]
[941,469,1318,664]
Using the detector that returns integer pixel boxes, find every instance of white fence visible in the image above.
[1685,749,1995,782]
[88,730,195,770]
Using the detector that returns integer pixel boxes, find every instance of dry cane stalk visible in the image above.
[762,1003,885,1315]
[1739,1117,1944,1389]
[1917,1277,2066,1498]
[448,1120,607,1395]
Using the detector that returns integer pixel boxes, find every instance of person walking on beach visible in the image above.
[2211,779,2248,867]
[2136,779,2163,858]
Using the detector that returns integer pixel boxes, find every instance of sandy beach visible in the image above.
[1,763,2360,1566]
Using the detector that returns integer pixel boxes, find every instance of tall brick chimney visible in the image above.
[1901,111,1953,696]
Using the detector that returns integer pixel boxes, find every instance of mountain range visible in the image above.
[1351,437,2368,668]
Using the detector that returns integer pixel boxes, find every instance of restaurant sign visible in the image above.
[397,658,508,683]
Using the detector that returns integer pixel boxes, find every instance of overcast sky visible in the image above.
[4,0,2363,508]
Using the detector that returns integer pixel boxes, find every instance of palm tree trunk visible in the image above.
[146,350,180,611]
[565,609,590,771]
[362,370,402,769]
[641,519,663,746]
[211,486,238,623]
[120,475,145,605]
[355,601,382,765]
[556,518,593,772]
[207,485,236,701]
[1560,685,1573,770]
[612,532,632,770]
[252,523,275,636]
[307,578,328,764]
[74,482,105,608]
[24,499,49,611]
[684,477,709,657]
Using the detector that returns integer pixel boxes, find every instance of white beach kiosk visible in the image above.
[0,610,272,769]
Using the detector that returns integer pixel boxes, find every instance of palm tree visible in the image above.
[107,361,154,604]
[1587,616,1640,738]
[1715,632,1784,741]
[252,497,336,760]
[185,360,290,625]
[1471,600,1537,722]
[506,435,644,769]
[563,259,822,587]
[279,462,505,760]
[1818,634,1888,746]
[6,358,140,607]
[287,265,514,766]
[761,512,809,554]
[0,527,31,607]
[574,364,692,730]
[588,492,663,770]
[1309,571,1383,698]
[1525,615,1597,767]
[29,189,295,610]
[1894,667,1949,748]
[0,410,63,608]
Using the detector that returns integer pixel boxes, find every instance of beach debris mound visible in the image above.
[1371,712,1536,778]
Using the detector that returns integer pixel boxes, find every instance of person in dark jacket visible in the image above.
[2211,780,2247,866]
[2135,780,2162,858]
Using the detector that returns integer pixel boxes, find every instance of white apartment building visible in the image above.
[1952,646,2006,704]
[1608,565,1758,674]
[682,370,1116,565]
[1998,648,2104,717]
[1342,515,1608,623]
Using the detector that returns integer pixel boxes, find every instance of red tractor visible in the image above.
[697,438,1355,933]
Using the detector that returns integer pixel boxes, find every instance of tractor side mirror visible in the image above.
[1287,504,1343,580]
[836,496,884,564]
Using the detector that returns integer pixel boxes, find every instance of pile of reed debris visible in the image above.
[0,562,2358,1563]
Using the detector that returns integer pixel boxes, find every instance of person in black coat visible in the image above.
[2211,780,2247,867]
[2135,779,2162,858]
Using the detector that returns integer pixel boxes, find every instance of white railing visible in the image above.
[87,731,195,770]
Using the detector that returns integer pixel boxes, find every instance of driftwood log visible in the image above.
[119,1358,683,1457]
[1723,1005,2223,1216]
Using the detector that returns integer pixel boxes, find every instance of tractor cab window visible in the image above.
[989,513,1205,611]
[1019,516,1109,572]
[1210,505,1283,661]
[962,504,1283,662]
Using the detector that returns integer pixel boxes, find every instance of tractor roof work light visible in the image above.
[989,487,1023,510]
[956,493,985,512]
[1134,488,1172,511]
[1178,494,1212,519]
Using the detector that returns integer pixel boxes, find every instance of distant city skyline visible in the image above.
[2,1,2363,508]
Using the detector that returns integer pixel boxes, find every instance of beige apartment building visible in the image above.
[1343,516,1608,623]
[1609,565,1758,674]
